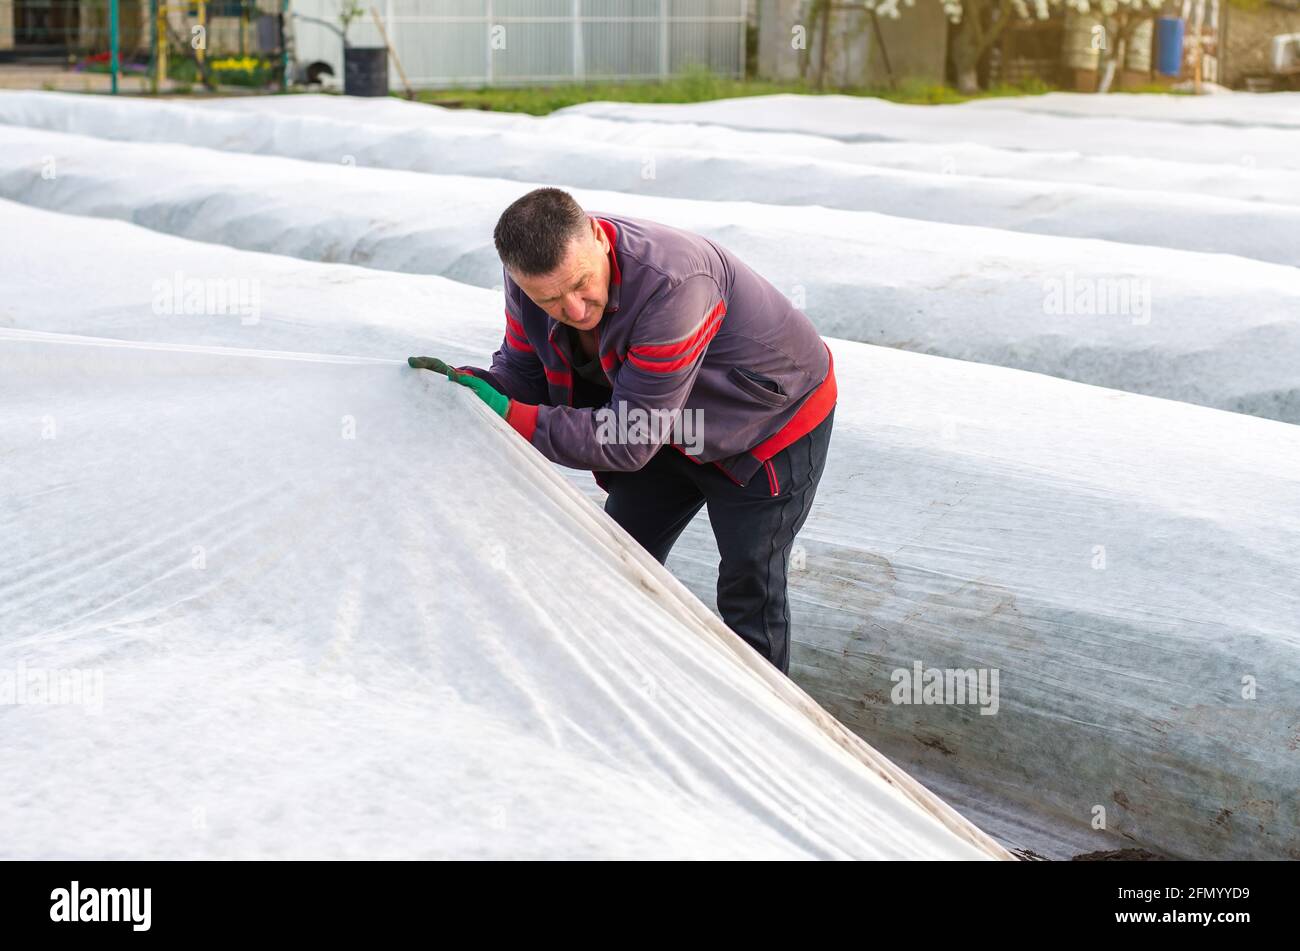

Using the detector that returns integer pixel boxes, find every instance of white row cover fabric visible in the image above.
[194,91,1300,202]
[960,90,1300,128]
[0,322,1006,860]
[3,92,1300,263]
[3,117,1300,425]
[4,200,1296,860]
[560,94,1300,169]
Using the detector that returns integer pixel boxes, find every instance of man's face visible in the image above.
[511,218,611,332]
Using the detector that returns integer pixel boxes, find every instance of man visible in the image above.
[410,188,835,674]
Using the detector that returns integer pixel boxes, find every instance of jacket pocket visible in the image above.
[728,366,790,408]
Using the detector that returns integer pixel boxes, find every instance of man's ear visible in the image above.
[591,216,609,251]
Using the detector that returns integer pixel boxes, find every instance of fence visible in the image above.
[292,0,748,88]
[2,0,747,89]
[0,1,279,59]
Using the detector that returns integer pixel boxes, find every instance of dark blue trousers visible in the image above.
[601,408,834,675]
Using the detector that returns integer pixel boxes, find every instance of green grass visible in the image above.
[411,70,1058,115]
[1114,82,1195,95]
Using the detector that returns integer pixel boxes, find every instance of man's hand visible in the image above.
[451,373,510,419]
[407,356,460,379]
[408,355,509,419]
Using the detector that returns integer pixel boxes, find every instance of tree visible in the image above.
[338,0,365,47]
[861,0,917,89]
[817,0,1162,96]
[946,0,1055,94]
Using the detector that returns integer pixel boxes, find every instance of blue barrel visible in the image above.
[1156,17,1185,77]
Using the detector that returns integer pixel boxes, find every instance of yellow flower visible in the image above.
[211,56,262,72]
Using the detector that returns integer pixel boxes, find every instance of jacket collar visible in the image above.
[595,216,622,310]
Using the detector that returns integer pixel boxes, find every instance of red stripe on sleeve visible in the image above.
[627,313,723,373]
[630,300,726,360]
[505,329,534,353]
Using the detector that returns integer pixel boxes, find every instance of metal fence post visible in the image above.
[572,0,583,80]
[659,0,669,80]
[197,0,207,80]
[281,0,290,91]
[485,0,494,85]
[739,0,747,78]
[149,0,159,93]
[386,0,395,88]
[110,0,120,94]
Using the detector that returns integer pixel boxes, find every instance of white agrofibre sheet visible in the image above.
[0,325,1007,860]
[3,122,1300,425]
[962,91,1300,128]
[181,91,1300,204]
[4,202,1297,860]
[560,93,1300,170]
[3,91,1300,263]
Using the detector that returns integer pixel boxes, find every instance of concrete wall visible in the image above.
[758,0,948,87]
[1,1,14,51]
[1223,2,1300,85]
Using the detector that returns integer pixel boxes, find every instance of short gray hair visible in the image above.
[493,188,589,276]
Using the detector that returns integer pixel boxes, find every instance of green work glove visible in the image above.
[408,355,510,420]
[407,356,459,379]
[451,373,510,419]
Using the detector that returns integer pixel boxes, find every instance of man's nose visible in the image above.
[562,294,585,323]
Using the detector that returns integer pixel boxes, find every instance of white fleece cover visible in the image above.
[4,91,1300,263]
[0,242,1008,858]
[3,200,1295,860]
[2,110,1299,425]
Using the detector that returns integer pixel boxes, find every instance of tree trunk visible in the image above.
[815,0,831,91]
[1098,14,1136,94]
[951,0,1015,94]
[1097,54,1118,94]
[956,64,980,94]
[869,10,896,90]
[952,18,983,94]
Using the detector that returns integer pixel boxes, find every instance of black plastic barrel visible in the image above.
[344,47,389,97]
